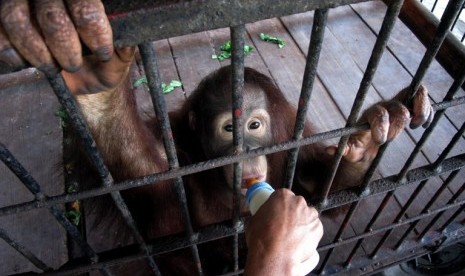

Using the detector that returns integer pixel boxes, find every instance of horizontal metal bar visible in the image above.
[40,220,245,276]
[318,198,465,251]
[31,195,465,275]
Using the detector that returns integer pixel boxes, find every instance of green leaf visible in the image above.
[212,41,254,61]
[66,210,81,226]
[133,76,148,88]
[54,108,68,128]
[162,80,183,94]
[259,33,286,48]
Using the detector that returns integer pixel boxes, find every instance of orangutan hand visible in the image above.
[0,0,134,94]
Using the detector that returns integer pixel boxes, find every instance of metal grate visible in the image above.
[1,0,465,275]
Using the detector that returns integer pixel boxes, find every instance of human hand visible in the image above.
[0,0,134,94]
[245,189,323,275]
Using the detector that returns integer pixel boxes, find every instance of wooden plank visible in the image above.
[0,74,67,274]
[169,31,222,97]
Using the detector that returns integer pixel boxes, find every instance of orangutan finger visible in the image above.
[383,101,410,141]
[366,105,389,145]
[35,0,82,72]
[66,0,113,62]
[0,24,26,68]
[423,105,434,128]
[410,85,431,129]
[0,0,58,75]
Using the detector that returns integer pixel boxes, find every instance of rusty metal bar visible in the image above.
[394,170,460,249]
[46,74,158,275]
[433,120,465,170]
[408,0,465,98]
[360,0,465,196]
[0,228,52,272]
[343,191,395,267]
[0,144,113,275]
[284,8,328,189]
[317,202,359,273]
[230,24,245,273]
[1,110,464,218]
[320,0,405,206]
[36,194,465,275]
[370,179,430,258]
[418,177,465,240]
[138,42,199,275]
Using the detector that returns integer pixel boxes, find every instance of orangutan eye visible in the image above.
[224,124,233,132]
[249,121,261,130]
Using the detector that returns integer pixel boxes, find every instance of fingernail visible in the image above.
[0,48,26,68]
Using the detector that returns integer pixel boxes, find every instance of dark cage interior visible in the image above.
[1,0,465,275]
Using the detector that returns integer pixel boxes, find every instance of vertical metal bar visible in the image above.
[343,191,395,267]
[418,175,465,239]
[370,179,430,257]
[46,74,160,275]
[432,120,465,170]
[320,0,405,205]
[230,24,245,273]
[450,3,465,30]
[284,8,328,189]
[0,143,115,275]
[408,0,465,99]
[138,42,202,276]
[317,203,359,274]
[394,170,460,249]
[431,0,439,13]
[397,67,465,181]
[361,0,465,195]
[0,228,51,272]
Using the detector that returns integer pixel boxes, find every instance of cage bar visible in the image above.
[138,42,201,275]
[0,144,113,275]
[284,8,328,189]
[394,170,460,249]
[0,228,51,272]
[418,177,465,239]
[47,74,159,274]
[409,0,465,98]
[433,120,465,170]
[320,0,405,205]
[230,24,246,272]
[370,179,430,258]
[361,0,465,197]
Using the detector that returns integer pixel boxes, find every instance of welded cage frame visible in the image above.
[1,0,465,275]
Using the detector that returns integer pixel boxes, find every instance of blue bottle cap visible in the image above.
[245,182,275,206]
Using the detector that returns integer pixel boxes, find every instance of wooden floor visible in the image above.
[1,1,465,274]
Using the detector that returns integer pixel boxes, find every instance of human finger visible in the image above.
[66,0,113,61]
[35,0,82,72]
[0,0,58,74]
[0,25,26,68]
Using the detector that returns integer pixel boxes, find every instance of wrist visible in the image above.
[245,244,293,275]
